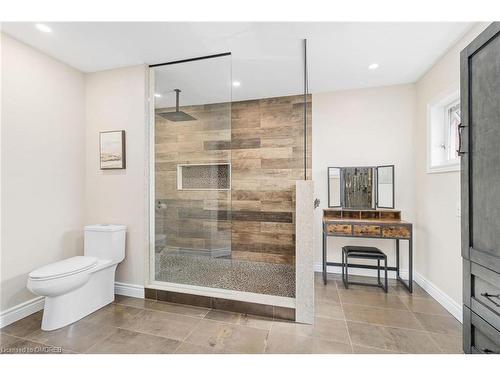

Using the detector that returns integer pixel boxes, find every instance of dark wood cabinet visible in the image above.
[463,307,500,354]
[461,22,500,354]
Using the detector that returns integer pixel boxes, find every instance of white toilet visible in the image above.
[27,224,126,331]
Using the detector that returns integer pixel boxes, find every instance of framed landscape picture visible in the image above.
[100,130,126,169]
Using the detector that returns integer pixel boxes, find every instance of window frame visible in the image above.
[444,99,461,163]
[427,89,461,174]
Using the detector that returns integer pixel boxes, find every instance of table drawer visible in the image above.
[381,225,411,239]
[464,307,500,354]
[353,225,380,237]
[470,262,500,329]
[327,224,352,235]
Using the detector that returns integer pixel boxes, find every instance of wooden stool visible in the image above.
[342,246,388,293]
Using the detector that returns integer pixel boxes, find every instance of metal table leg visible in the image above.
[409,237,413,293]
[345,252,349,288]
[396,238,413,293]
[396,239,400,278]
[322,225,327,285]
[341,247,345,284]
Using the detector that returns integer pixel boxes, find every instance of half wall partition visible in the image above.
[148,43,311,317]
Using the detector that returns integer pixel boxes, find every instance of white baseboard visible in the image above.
[0,282,145,329]
[0,296,44,329]
[314,262,408,279]
[414,272,462,323]
[114,282,145,299]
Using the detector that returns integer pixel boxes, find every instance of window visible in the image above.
[445,100,461,163]
[427,90,461,173]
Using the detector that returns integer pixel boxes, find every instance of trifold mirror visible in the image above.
[328,165,394,209]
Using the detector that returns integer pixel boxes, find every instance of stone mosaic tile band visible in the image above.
[155,251,295,297]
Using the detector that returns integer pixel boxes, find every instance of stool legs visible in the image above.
[377,259,380,285]
[341,246,388,292]
[345,253,349,288]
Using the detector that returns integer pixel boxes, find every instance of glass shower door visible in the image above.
[151,54,232,288]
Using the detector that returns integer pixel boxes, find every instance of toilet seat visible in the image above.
[29,256,98,281]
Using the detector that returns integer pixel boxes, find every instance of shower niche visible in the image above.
[177,163,231,190]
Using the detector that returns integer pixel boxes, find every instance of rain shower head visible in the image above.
[158,89,197,122]
[159,111,197,122]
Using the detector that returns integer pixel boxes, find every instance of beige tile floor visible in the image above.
[0,273,463,354]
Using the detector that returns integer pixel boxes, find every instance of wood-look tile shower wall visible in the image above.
[155,94,312,265]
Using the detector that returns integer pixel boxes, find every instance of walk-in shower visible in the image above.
[148,44,311,314]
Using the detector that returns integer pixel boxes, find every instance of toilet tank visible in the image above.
[84,225,126,263]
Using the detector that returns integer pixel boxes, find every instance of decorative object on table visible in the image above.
[100,130,126,170]
[343,167,374,209]
[328,165,394,209]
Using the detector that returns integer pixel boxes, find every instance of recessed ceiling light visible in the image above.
[232,81,241,87]
[368,63,379,70]
[35,23,52,33]
[154,93,162,98]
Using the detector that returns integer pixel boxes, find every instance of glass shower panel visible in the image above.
[152,55,232,288]
[228,37,310,297]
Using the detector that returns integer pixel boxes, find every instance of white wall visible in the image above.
[1,33,86,311]
[311,23,490,317]
[85,65,148,286]
[1,36,149,315]
[414,23,490,306]
[312,84,416,276]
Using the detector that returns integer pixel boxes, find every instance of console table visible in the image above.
[322,208,413,293]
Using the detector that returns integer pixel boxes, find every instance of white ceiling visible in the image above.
[2,22,473,105]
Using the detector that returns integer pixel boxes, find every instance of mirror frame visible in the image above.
[375,165,395,209]
[327,167,342,208]
[327,165,395,209]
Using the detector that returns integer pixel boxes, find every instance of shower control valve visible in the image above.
[314,198,320,209]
